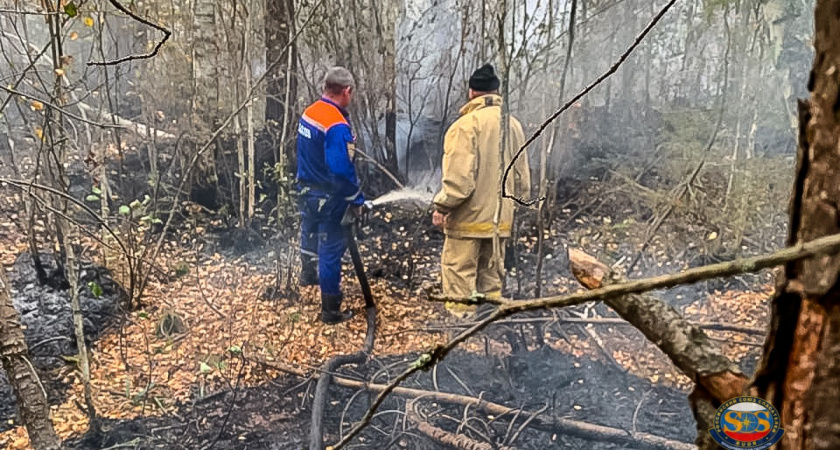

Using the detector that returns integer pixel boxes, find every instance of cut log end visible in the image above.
[568,248,611,289]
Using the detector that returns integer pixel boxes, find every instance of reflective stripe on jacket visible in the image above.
[433,94,531,239]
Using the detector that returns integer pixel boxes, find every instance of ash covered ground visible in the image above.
[0,194,766,450]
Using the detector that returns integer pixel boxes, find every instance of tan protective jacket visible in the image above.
[433,94,531,239]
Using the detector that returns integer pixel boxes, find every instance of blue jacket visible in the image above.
[295,97,364,205]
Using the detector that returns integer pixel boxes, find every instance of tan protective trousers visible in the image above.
[441,237,505,315]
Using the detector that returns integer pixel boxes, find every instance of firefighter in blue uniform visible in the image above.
[296,66,364,324]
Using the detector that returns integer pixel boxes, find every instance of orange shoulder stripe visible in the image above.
[301,100,347,132]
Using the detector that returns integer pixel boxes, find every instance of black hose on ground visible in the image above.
[309,306,377,450]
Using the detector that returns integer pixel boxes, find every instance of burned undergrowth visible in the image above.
[0,153,781,448]
[63,347,695,450]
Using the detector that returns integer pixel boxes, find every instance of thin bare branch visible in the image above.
[2,178,123,247]
[332,231,840,448]
[88,0,172,66]
[502,0,678,205]
[0,9,60,15]
[0,85,125,129]
[355,147,405,190]
[337,379,695,450]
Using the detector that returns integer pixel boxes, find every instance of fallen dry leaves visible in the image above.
[0,188,776,449]
[0,236,445,449]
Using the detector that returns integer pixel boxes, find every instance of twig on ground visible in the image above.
[339,380,694,450]
[28,336,73,352]
[444,413,497,448]
[632,390,651,434]
[457,399,473,435]
[332,232,840,449]
[411,415,503,450]
[340,389,366,438]
[502,403,525,445]
[579,324,621,369]
[445,366,475,397]
[507,404,549,446]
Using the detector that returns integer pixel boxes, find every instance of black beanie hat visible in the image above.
[469,64,500,92]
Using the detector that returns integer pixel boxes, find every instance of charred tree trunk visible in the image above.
[265,0,298,171]
[747,2,840,448]
[0,269,62,450]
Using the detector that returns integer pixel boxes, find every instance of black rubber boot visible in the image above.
[321,293,354,325]
[300,254,319,286]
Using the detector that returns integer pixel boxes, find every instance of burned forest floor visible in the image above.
[0,174,780,450]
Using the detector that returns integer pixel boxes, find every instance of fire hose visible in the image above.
[312,203,378,450]
[340,202,376,309]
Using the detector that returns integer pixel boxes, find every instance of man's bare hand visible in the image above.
[432,210,448,229]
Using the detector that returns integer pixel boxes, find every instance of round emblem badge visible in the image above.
[709,396,784,450]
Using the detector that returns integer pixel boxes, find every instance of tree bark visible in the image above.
[568,248,747,448]
[0,269,62,450]
[190,0,220,202]
[747,2,840,448]
[265,0,298,171]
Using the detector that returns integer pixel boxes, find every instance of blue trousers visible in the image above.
[299,193,348,296]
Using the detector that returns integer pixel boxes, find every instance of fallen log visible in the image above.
[251,358,695,449]
[334,377,696,450]
[406,400,515,450]
[76,102,177,140]
[568,249,749,401]
[568,248,749,449]
[412,419,499,450]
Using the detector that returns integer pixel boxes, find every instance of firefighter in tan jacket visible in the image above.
[432,64,531,312]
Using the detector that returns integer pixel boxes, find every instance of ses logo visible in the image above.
[709,397,784,450]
